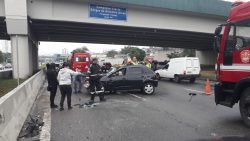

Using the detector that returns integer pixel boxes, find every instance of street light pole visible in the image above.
[16,35,20,86]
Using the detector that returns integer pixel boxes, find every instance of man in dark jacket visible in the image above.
[88,58,105,104]
[46,63,59,108]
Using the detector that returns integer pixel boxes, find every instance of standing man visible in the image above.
[73,70,83,94]
[57,62,80,111]
[132,57,138,65]
[46,63,58,108]
[146,60,152,69]
[88,58,106,105]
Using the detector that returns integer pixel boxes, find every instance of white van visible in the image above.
[155,57,200,83]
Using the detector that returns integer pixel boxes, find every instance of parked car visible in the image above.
[155,57,200,83]
[100,65,158,95]
[4,63,12,69]
[101,62,112,73]
[0,64,4,70]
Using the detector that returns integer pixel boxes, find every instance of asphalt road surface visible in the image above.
[36,79,250,141]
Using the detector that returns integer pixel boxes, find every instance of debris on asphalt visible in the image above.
[74,102,100,109]
[18,115,44,140]
[188,93,197,102]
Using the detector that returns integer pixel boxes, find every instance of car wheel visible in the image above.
[240,88,250,127]
[143,83,155,95]
[174,75,181,83]
[109,90,116,94]
[190,78,196,83]
[156,73,161,80]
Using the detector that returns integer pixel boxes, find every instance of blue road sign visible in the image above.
[89,4,127,21]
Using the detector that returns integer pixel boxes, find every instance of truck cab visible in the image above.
[214,1,250,126]
[70,52,91,73]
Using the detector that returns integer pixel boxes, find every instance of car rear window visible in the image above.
[143,67,154,74]
[127,67,142,75]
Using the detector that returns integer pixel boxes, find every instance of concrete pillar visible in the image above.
[5,0,38,78]
[11,35,33,79]
[31,41,39,73]
[196,50,217,65]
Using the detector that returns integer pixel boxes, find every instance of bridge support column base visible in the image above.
[196,50,216,67]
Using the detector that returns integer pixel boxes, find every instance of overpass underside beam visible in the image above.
[0,17,9,40]
[30,19,214,50]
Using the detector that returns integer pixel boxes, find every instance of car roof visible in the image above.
[122,65,147,69]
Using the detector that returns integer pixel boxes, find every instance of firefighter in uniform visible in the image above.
[88,58,106,104]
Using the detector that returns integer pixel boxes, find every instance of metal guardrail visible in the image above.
[0,69,12,79]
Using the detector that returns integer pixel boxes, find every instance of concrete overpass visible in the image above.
[0,0,232,78]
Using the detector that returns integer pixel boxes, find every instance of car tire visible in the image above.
[109,90,116,94]
[143,83,155,95]
[239,87,250,127]
[190,78,196,83]
[156,73,161,80]
[174,75,181,83]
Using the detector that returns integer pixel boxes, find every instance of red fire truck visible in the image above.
[214,1,250,126]
[69,52,91,73]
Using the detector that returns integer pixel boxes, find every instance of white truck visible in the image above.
[155,57,200,83]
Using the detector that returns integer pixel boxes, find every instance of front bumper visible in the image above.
[214,83,222,105]
[178,74,200,79]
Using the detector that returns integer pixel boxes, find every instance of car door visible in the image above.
[161,64,169,78]
[108,68,128,90]
[186,59,193,75]
[126,67,143,89]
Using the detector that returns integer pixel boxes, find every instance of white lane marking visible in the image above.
[129,94,147,101]
[185,88,214,95]
[40,108,51,141]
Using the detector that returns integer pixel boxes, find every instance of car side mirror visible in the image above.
[213,25,223,53]
[214,26,222,36]
[213,36,220,53]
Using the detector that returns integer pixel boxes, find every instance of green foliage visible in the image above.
[106,50,118,58]
[0,50,3,63]
[0,79,26,97]
[167,52,181,59]
[72,46,89,53]
[181,49,195,57]
[167,49,195,59]
[121,47,146,61]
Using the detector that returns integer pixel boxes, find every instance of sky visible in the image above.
[38,42,126,55]
[0,0,249,55]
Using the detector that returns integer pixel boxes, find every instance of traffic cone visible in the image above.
[204,79,211,95]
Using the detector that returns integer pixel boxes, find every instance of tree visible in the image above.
[180,49,195,57]
[106,50,118,58]
[72,46,89,53]
[121,47,146,61]
[167,52,181,59]
[167,49,195,59]
[0,50,3,63]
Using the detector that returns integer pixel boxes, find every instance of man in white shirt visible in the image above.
[57,62,80,111]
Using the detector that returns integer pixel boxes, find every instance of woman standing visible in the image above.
[46,63,59,108]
